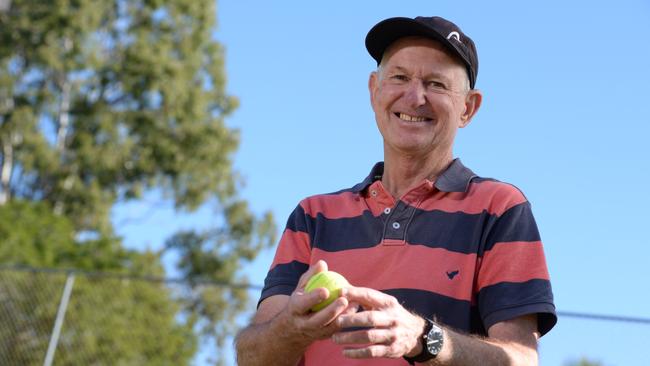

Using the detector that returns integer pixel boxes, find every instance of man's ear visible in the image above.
[368,71,378,106]
[460,89,482,128]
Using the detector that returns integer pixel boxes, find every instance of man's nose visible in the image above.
[404,80,427,107]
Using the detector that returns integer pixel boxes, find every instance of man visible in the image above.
[236,16,556,365]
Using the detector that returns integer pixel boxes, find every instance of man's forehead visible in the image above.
[384,36,448,53]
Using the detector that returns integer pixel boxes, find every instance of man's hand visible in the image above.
[236,261,357,366]
[332,286,425,359]
[278,260,352,342]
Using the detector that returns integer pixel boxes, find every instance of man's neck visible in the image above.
[381,150,453,199]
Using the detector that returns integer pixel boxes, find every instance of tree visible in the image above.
[0,200,197,365]
[0,0,274,364]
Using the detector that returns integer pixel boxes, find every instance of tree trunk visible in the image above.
[53,75,71,214]
[53,37,73,213]
[55,37,73,153]
[55,78,71,153]
[0,137,13,205]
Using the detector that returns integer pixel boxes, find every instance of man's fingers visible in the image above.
[341,301,361,316]
[304,296,349,327]
[291,287,329,315]
[333,328,396,345]
[297,260,328,290]
[341,287,397,309]
[337,310,394,329]
[342,345,391,359]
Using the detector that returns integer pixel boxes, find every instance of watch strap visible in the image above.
[403,318,436,365]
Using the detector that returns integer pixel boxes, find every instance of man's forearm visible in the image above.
[428,327,538,366]
[235,311,311,366]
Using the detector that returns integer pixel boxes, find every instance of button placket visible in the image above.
[368,184,395,218]
[382,199,419,241]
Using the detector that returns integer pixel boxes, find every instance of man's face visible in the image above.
[369,37,480,159]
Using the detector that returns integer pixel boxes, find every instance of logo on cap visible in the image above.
[447,31,461,42]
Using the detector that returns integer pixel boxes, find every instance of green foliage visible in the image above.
[164,203,275,350]
[56,274,197,365]
[0,201,196,365]
[0,270,199,366]
[0,200,75,267]
[0,0,240,233]
[0,270,67,365]
[0,0,275,364]
[0,200,135,271]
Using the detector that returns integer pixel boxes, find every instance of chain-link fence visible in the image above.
[0,266,247,366]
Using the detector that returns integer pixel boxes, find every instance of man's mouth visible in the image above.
[395,112,431,122]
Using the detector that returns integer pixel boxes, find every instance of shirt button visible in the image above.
[384,207,391,215]
[392,222,400,229]
[371,190,378,197]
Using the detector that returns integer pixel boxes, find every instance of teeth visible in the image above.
[398,113,428,122]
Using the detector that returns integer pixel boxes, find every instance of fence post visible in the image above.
[43,272,75,366]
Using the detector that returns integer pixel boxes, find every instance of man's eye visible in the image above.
[427,81,446,91]
[391,75,408,81]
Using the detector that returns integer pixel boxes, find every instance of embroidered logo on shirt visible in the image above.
[446,270,460,280]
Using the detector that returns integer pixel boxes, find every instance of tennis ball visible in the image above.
[304,270,349,312]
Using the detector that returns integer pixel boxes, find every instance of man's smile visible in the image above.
[395,112,432,122]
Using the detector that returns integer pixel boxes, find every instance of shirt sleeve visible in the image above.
[476,200,557,336]
[258,202,312,308]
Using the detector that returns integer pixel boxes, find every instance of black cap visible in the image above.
[365,16,478,89]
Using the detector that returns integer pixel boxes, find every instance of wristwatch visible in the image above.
[403,318,444,365]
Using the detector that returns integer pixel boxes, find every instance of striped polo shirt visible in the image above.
[260,159,556,365]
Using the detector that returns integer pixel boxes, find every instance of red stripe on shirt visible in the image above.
[477,241,549,290]
[311,244,477,302]
[305,339,405,366]
[301,191,368,219]
[420,180,527,216]
[270,229,311,269]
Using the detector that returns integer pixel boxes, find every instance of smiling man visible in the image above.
[236,16,556,366]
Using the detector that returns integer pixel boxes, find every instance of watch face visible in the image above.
[425,325,444,356]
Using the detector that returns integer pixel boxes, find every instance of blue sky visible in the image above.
[113,1,650,365]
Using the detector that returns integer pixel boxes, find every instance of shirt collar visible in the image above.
[351,158,476,193]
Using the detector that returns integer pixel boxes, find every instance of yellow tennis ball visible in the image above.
[304,270,349,312]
